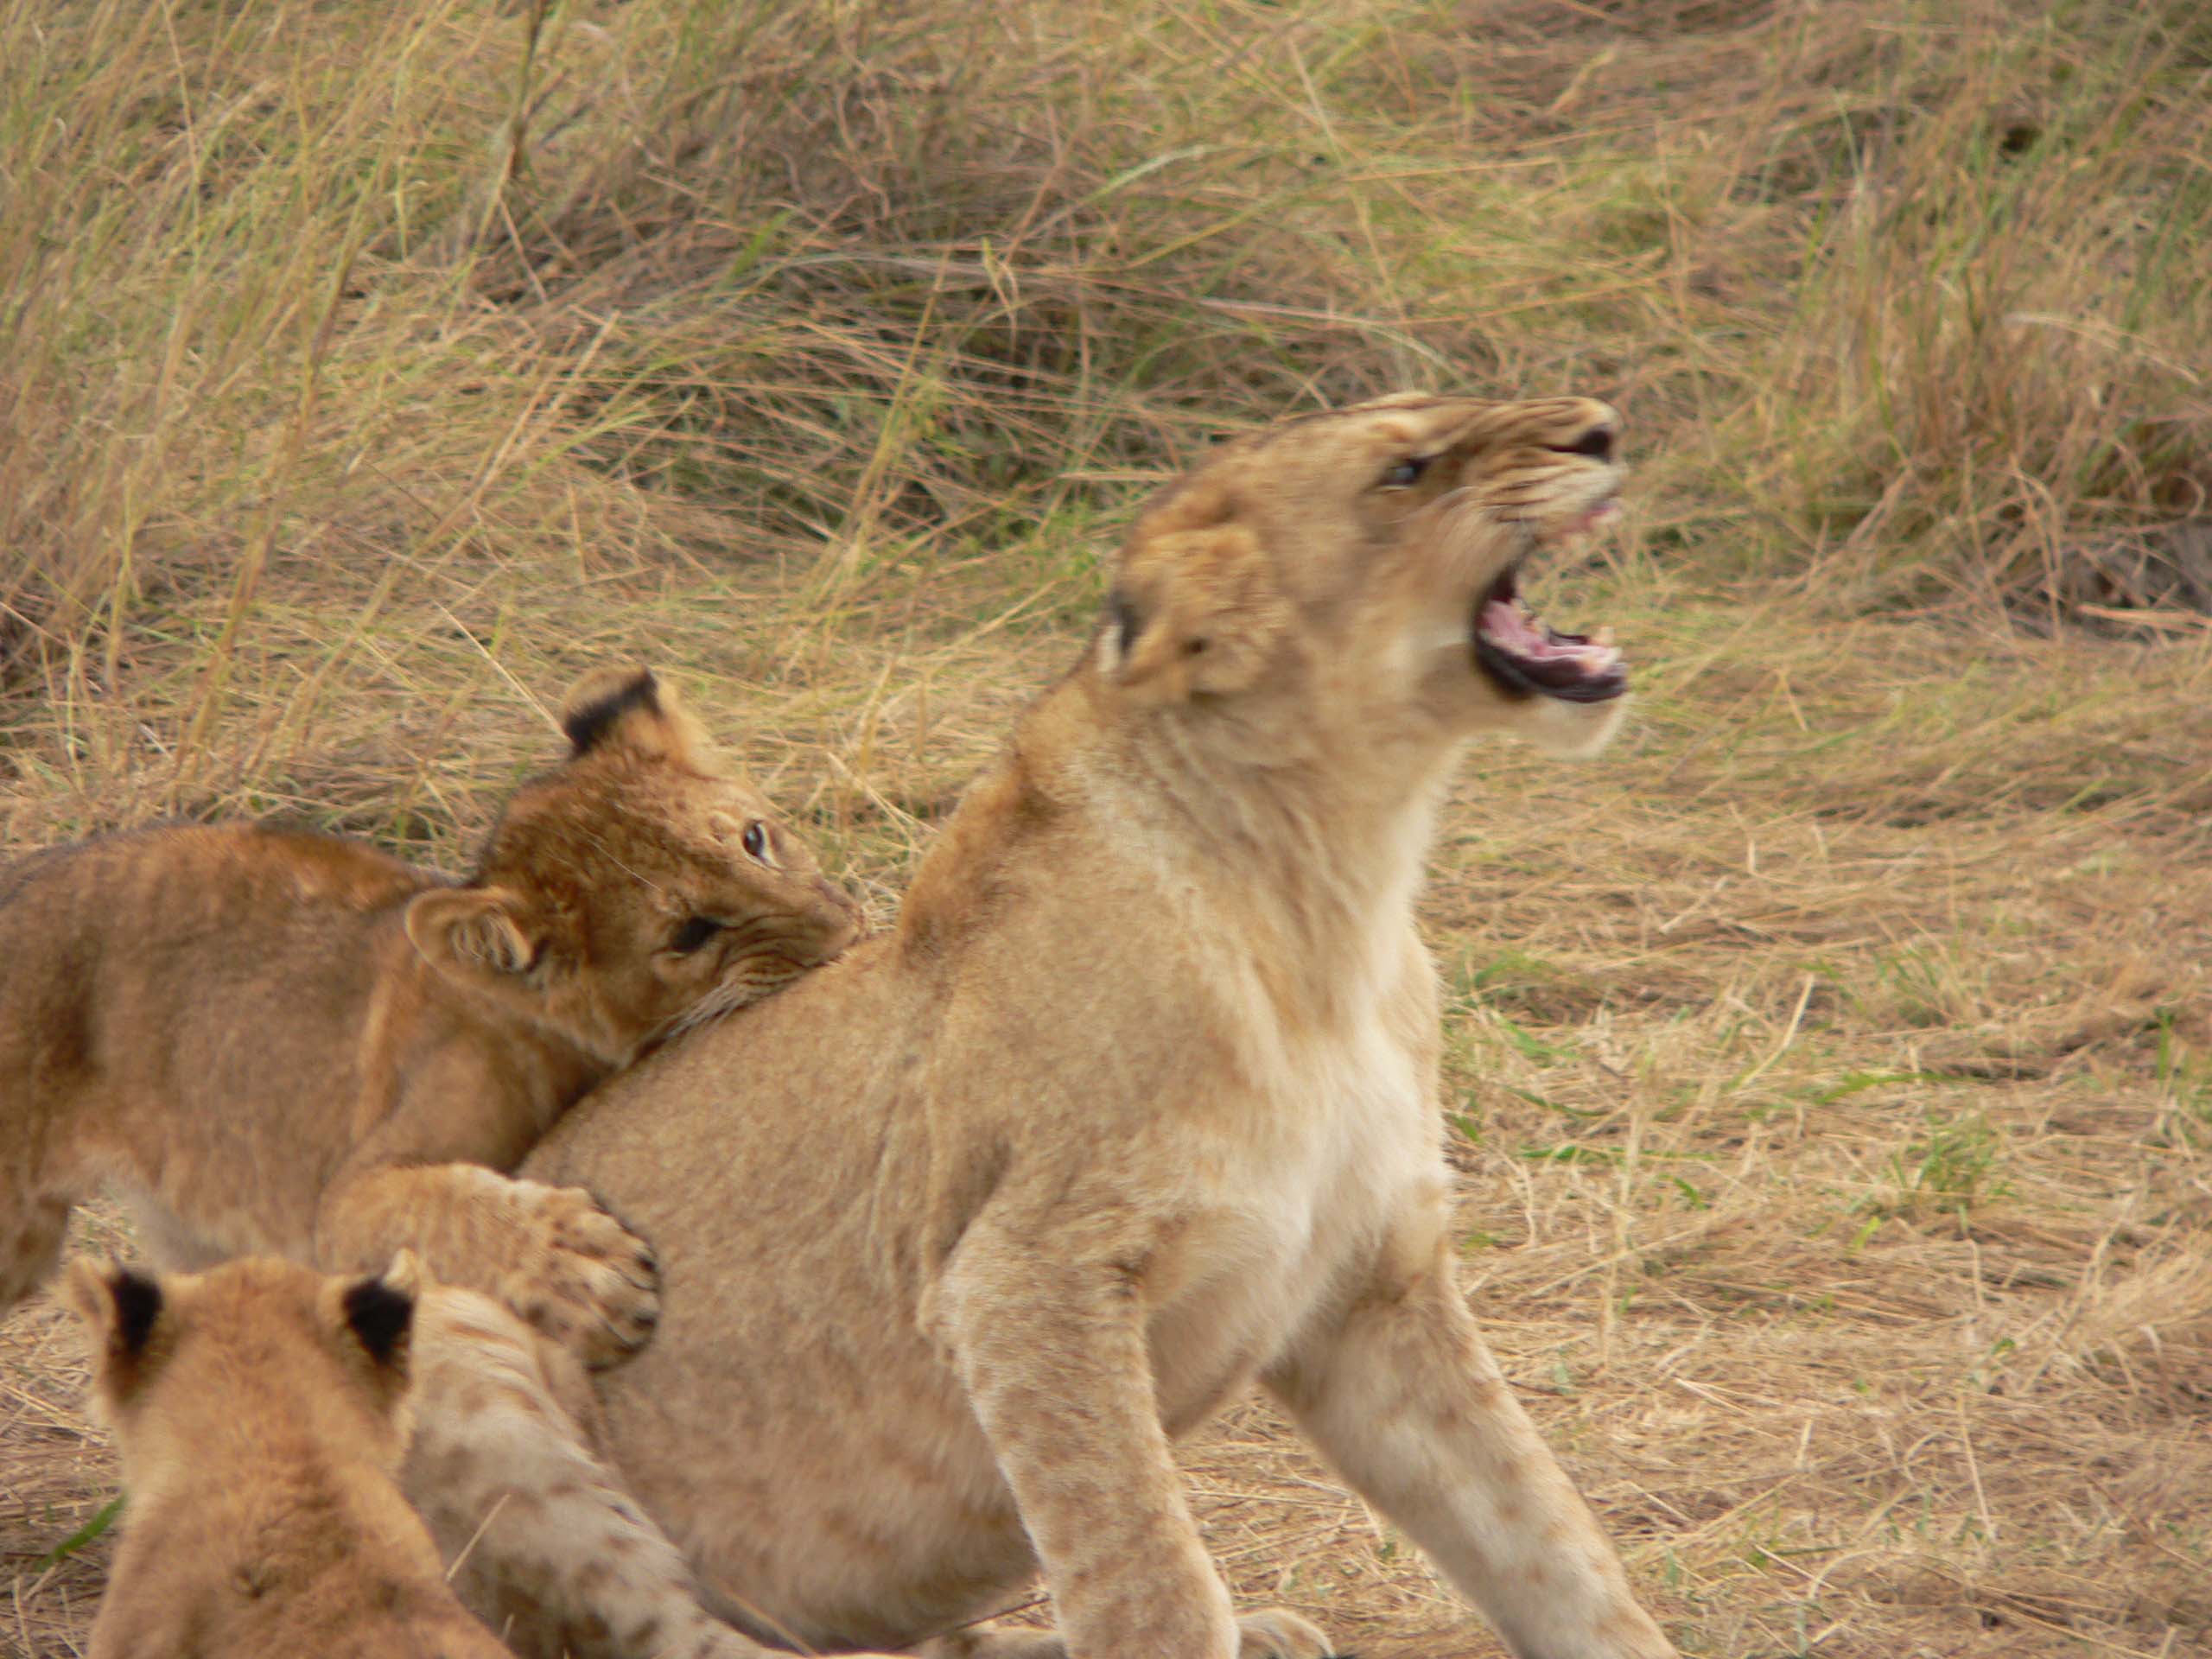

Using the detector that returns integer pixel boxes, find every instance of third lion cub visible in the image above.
[65,1252,508,1659]
[1,669,859,1362]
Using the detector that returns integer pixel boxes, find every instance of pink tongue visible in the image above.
[1480,600,1590,664]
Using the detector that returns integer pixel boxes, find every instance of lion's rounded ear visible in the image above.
[62,1257,168,1403]
[404,887,539,985]
[559,667,711,768]
[1106,524,1288,702]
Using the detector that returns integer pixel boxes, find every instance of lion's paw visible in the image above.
[1237,1607,1344,1659]
[497,1181,660,1368]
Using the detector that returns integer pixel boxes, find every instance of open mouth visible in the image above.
[1472,563,1627,704]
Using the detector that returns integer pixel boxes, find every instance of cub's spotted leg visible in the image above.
[1265,1200,1675,1659]
[918,1608,1343,1658]
[404,1285,757,1659]
[403,1287,908,1659]
[318,1163,658,1367]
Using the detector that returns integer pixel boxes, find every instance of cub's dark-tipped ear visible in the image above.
[337,1254,419,1373]
[62,1258,167,1396]
[559,667,711,768]
[1106,522,1288,702]
[561,667,661,753]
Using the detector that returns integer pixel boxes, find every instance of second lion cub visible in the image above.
[1,669,859,1362]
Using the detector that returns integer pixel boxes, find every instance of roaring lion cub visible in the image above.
[2,669,858,1362]
[64,1252,509,1658]
[400,395,1675,1659]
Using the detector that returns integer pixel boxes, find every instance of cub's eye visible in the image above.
[741,822,772,864]
[669,916,724,954]
[1380,455,1430,490]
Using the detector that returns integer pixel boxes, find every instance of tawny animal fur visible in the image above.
[63,1252,509,1659]
[2,670,858,1363]
[402,395,1678,1659]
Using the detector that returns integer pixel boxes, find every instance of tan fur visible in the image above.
[63,1252,508,1659]
[0,670,858,1363]
[404,396,1675,1659]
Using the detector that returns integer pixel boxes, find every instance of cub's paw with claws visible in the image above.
[495,1180,660,1368]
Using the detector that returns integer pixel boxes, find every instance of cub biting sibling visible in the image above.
[2,667,857,1362]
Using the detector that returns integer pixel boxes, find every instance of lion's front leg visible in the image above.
[932,1211,1340,1659]
[918,1608,1339,1659]
[1265,1205,1675,1659]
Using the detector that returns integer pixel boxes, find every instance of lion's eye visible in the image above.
[741,822,772,864]
[670,916,724,954]
[1380,455,1430,489]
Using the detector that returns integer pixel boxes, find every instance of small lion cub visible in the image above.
[65,1252,508,1659]
[1,669,860,1362]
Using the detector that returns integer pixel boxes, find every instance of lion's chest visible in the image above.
[1146,1012,1438,1430]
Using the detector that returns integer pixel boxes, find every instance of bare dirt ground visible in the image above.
[4,1,2209,1654]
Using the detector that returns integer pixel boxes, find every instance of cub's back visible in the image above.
[0,820,433,947]
[0,821,438,1104]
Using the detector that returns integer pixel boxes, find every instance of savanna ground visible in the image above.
[3,0,2209,1654]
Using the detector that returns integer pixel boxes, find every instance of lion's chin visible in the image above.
[1515,690,1630,757]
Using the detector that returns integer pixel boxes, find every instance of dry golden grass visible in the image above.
[3,0,2209,1654]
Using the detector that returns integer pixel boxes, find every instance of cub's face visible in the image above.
[406,670,862,1063]
[1103,393,1630,759]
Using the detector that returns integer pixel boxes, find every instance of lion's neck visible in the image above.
[1116,709,1452,1021]
[898,675,1453,1026]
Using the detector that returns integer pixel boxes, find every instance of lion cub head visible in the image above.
[1100,394,1631,759]
[404,669,862,1064]
[60,1255,512,1657]
[65,1253,423,1490]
